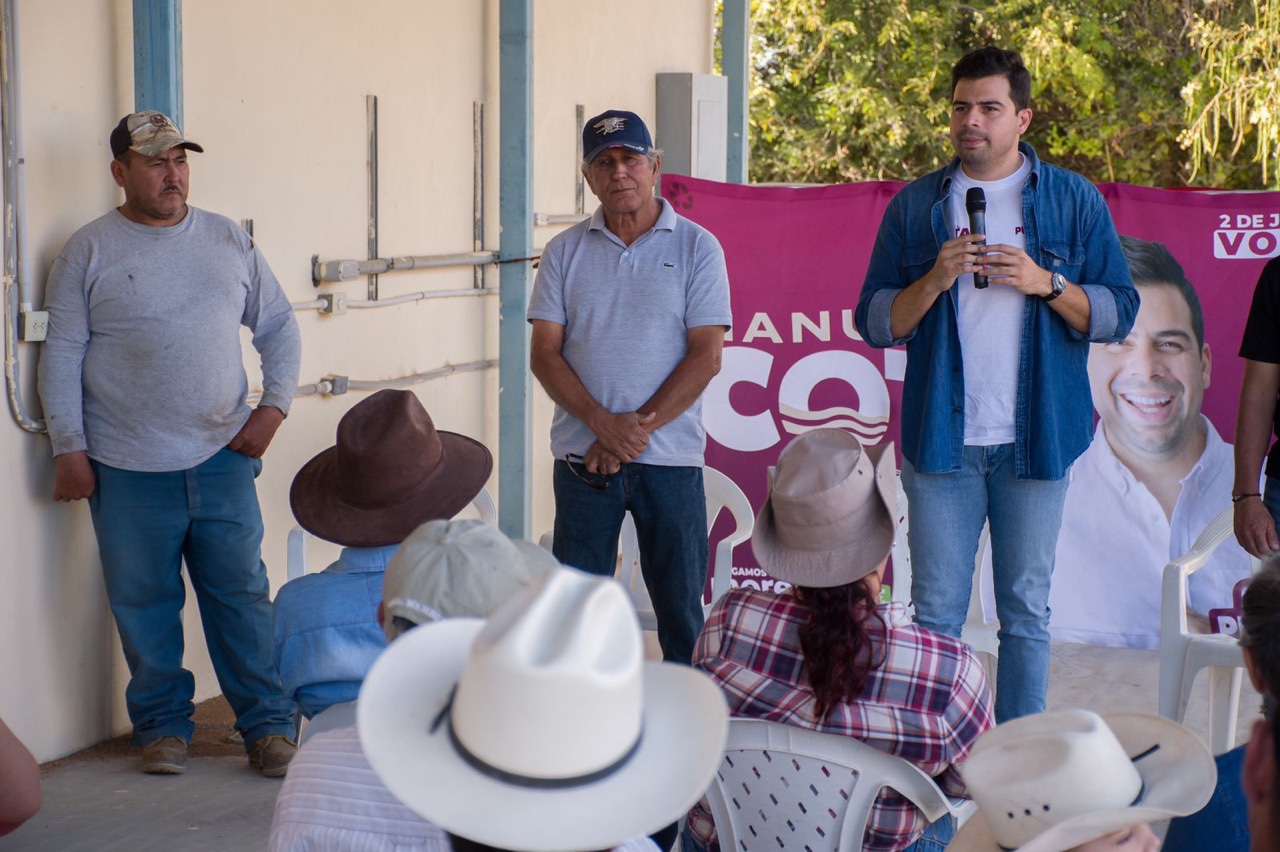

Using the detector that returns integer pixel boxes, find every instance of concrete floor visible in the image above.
[5,641,1260,851]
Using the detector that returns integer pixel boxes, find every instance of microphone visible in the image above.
[966,187,988,289]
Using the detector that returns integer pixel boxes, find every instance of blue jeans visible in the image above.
[902,444,1069,722]
[552,461,707,664]
[904,813,954,851]
[1162,745,1249,851]
[88,448,296,747]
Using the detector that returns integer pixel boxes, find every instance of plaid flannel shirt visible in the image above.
[686,589,993,852]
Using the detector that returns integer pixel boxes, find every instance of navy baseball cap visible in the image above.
[582,110,654,164]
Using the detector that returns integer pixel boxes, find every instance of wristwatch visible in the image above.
[1044,272,1067,302]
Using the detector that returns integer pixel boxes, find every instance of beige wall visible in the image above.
[0,0,714,762]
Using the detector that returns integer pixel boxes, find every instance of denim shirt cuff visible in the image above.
[1079,282,1121,342]
[868,288,914,347]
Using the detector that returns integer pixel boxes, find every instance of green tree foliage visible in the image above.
[726,0,1205,187]
[1182,0,1280,188]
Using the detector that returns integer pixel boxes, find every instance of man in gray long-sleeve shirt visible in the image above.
[37,111,302,777]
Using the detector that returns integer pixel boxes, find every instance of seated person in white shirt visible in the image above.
[272,389,492,721]
[269,519,559,851]
[358,566,727,852]
[1046,235,1253,648]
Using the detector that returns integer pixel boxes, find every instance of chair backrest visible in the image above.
[703,466,755,608]
[889,475,911,606]
[285,484,499,581]
[469,485,498,525]
[616,515,646,613]
[1160,506,1245,637]
[1157,505,1257,749]
[703,718,957,851]
[615,466,755,623]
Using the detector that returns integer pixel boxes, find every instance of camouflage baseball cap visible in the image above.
[110,111,204,159]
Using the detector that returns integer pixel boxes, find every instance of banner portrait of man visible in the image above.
[1049,236,1254,648]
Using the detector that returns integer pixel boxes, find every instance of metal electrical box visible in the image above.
[656,73,728,181]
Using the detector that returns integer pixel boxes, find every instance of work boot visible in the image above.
[140,736,188,775]
[248,734,297,778]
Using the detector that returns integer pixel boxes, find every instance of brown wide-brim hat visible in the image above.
[751,429,896,588]
[290,389,493,547]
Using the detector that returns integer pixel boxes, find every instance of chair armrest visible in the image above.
[286,526,309,582]
[1161,506,1235,639]
[709,540,734,607]
[874,757,955,823]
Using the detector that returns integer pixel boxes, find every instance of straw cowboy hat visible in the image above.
[358,566,730,851]
[950,708,1216,852]
[290,389,492,547]
[751,428,897,588]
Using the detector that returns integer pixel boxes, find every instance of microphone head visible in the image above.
[966,186,986,211]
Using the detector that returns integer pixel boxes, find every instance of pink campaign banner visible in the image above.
[663,174,1280,646]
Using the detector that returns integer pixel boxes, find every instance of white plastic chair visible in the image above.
[616,466,755,630]
[1158,506,1257,753]
[285,484,499,581]
[703,718,975,851]
[963,524,1000,696]
[888,477,912,607]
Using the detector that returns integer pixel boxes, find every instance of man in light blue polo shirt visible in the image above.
[528,109,731,666]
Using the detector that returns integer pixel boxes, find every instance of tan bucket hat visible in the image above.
[751,428,897,588]
[951,709,1216,852]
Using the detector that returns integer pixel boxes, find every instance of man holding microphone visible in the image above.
[855,46,1138,722]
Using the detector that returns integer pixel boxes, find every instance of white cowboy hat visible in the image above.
[751,429,897,588]
[950,709,1216,852]
[357,566,729,851]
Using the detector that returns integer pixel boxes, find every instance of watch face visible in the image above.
[1047,272,1066,301]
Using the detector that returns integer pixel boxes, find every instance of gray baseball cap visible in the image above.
[381,519,558,640]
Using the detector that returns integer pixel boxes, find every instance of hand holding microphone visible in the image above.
[966,187,988,288]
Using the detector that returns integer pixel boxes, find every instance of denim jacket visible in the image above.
[272,545,397,718]
[855,143,1138,480]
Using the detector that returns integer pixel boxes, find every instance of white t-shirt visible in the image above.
[950,158,1032,445]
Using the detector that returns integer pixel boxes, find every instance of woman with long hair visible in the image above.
[684,428,994,852]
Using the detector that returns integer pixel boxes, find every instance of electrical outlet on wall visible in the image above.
[20,309,48,342]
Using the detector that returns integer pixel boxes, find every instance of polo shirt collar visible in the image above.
[587,197,676,235]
